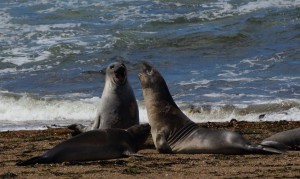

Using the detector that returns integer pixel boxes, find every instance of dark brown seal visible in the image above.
[17,124,150,165]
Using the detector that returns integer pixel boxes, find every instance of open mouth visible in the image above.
[114,66,126,83]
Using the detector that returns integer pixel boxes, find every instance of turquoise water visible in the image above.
[0,0,299,130]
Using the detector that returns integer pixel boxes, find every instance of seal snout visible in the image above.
[142,62,152,73]
[140,62,154,77]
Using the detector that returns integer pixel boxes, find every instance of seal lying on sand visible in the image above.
[16,124,150,166]
[261,128,300,150]
[69,62,139,135]
[138,62,283,154]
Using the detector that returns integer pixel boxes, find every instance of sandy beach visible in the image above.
[1,121,300,178]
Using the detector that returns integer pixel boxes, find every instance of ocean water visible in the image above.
[0,0,299,131]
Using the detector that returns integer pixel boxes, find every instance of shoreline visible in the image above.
[1,120,300,178]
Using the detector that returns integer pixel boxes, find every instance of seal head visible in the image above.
[138,62,179,111]
[108,62,127,86]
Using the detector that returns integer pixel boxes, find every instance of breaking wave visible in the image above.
[1,91,299,131]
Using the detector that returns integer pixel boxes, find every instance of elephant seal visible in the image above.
[261,128,300,150]
[16,124,150,166]
[138,62,282,154]
[69,62,139,135]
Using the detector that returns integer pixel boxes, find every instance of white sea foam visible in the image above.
[2,57,30,66]
[0,0,299,130]
[138,104,149,124]
[218,53,286,80]
[0,6,85,67]
[178,79,211,86]
[218,70,240,77]
[178,79,211,90]
[149,0,300,23]
[0,93,99,122]
[237,0,300,13]
[270,76,300,81]
[1,0,298,70]
[0,11,13,30]
[220,77,260,82]
[202,93,225,98]
[180,99,300,123]
[1,91,299,131]
[0,65,53,75]
[35,51,52,62]
[186,107,300,123]
[201,93,269,99]
[0,92,150,131]
[37,7,59,14]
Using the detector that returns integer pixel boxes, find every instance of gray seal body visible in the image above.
[261,128,300,150]
[138,62,283,155]
[17,124,150,165]
[69,62,139,134]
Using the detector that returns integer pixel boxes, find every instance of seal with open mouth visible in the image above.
[138,62,283,154]
[68,62,139,135]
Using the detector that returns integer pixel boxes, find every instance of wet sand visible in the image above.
[1,121,300,178]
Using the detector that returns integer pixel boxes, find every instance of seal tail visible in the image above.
[16,156,49,166]
[246,144,285,154]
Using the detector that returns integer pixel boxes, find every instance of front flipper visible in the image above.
[246,143,285,154]
[68,115,101,136]
[156,133,173,154]
[261,141,300,151]
[260,141,291,151]
[16,156,50,166]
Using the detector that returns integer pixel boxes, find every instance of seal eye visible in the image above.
[110,65,115,69]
